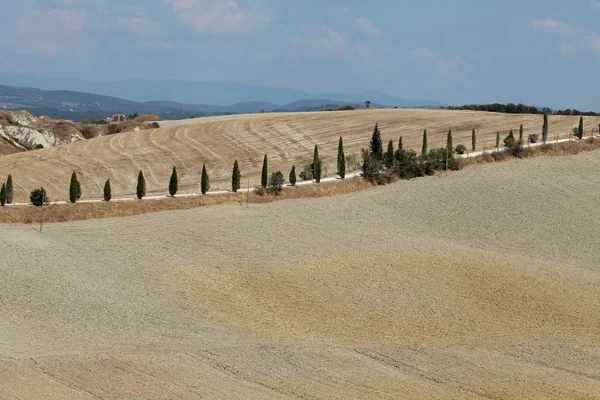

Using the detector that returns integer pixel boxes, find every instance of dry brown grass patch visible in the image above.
[0,177,372,224]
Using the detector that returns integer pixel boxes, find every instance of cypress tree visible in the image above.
[369,123,384,161]
[137,170,146,199]
[169,166,178,196]
[0,183,5,206]
[231,160,240,192]
[69,171,78,203]
[289,165,296,186]
[496,132,500,150]
[104,179,111,201]
[577,116,584,140]
[446,128,453,154]
[337,136,345,179]
[472,128,476,151]
[5,174,12,204]
[313,145,321,183]
[519,124,524,145]
[421,129,427,156]
[542,111,549,142]
[76,180,82,200]
[385,140,394,169]
[398,136,403,151]
[261,154,268,188]
[201,163,210,194]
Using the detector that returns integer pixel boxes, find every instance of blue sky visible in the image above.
[1,0,599,109]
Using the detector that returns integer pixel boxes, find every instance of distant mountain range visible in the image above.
[0,73,443,121]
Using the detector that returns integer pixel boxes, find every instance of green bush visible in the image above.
[104,179,111,201]
[267,171,285,195]
[455,144,467,155]
[30,187,48,206]
[169,166,178,196]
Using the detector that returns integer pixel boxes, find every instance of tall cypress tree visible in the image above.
[169,166,178,196]
[337,136,345,179]
[261,154,268,188]
[542,111,549,142]
[76,180,82,200]
[103,179,111,201]
[519,124,524,145]
[385,140,394,169]
[398,136,403,151]
[137,170,146,199]
[313,145,321,183]
[69,171,78,203]
[446,128,453,154]
[5,174,12,204]
[201,163,209,194]
[421,129,428,156]
[231,160,240,192]
[369,123,384,161]
[577,116,584,140]
[289,165,296,186]
[496,132,500,150]
[472,128,476,151]
[0,183,6,206]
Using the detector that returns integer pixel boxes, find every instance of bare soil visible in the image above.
[1,150,599,398]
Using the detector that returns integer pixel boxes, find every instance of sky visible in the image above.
[1,0,599,109]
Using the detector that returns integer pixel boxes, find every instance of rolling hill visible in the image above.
[0,108,597,202]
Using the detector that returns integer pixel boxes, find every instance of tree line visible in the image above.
[444,103,599,117]
[1,113,596,207]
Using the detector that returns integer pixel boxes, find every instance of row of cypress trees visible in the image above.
[0,175,13,206]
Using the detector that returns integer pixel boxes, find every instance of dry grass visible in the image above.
[1,108,598,202]
[463,137,600,167]
[0,177,372,224]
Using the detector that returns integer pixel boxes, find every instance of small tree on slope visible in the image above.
[369,123,384,161]
[104,179,111,201]
[542,111,549,142]
[231,160,240,192]
[519,124,524,145]
[289,165,296,186]
[472,129,476,152]
[446,128,453,155]
[261,154,268,188]
[201,163,210,195]
[313,145,321,183]
[69,171,78,203]
[421,130,427,156]
[0,183,6,206]
[137,170,146,199]
[6,174,13,204]
[577,116,584,140]
[385,140,394,169]
[337,136,345,179]
[169,166,178,197]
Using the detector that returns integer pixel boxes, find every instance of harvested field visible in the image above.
[0,108,597,202]
[1,151,600,399]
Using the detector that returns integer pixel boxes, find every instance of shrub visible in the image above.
[6,174,13,204]
[107,124,121,135]
[254,185,266,196]
[385,140,395,169]
[201,163,209,194]
[394,148,423,179]
[528,134,539,143]
[503,130,516,148]
[346,154,360,172]
[104,179,111,201]
[267,171,285,195]
[137,170,146,199]
[455,144,467,155]
[289,165,296,186]
[30,187,48,206]
[169,166,178,196]
[299,164,313,181]
[361,148,381,179]
[231,160,240,192]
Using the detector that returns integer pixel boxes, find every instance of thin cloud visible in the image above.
[354,17,382,38]
[530,18,573,34]
[408,48,464,81]
[166,0,272,35]
[557,41,578,56]
[290,26,354,59]
[586,34,600,52]
[118,17,161,37]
